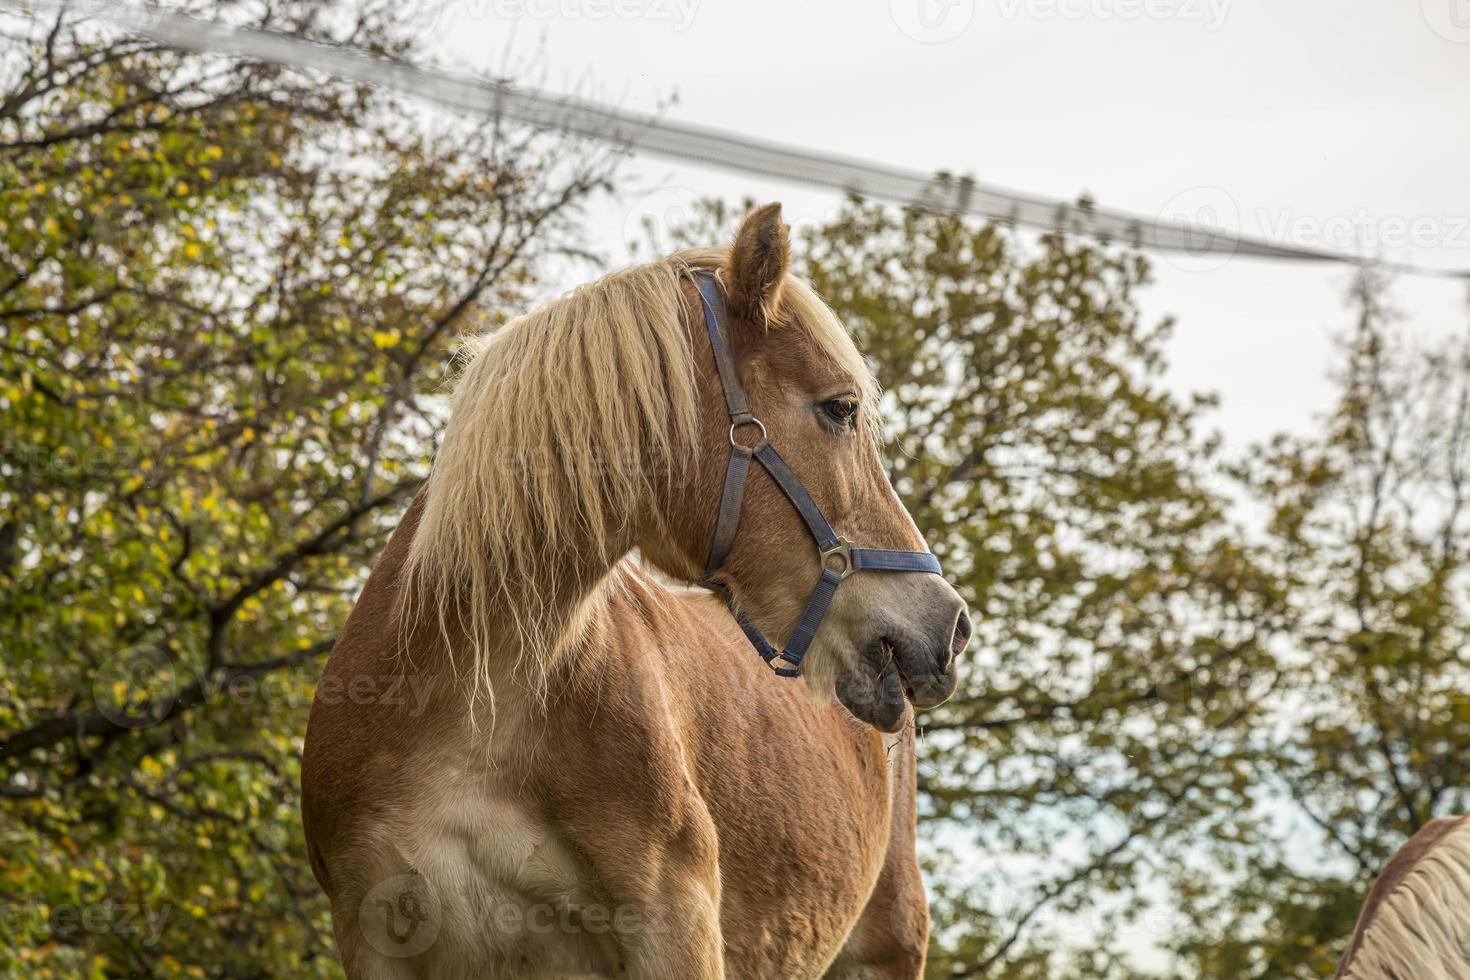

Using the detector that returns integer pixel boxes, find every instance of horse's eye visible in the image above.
[822,398,859,427]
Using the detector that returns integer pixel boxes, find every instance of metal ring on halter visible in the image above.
[729,417,768,450]
[767,652,800,674]
[820,538,857,580]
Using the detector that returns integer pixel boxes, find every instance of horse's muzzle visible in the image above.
[890,600,967,709]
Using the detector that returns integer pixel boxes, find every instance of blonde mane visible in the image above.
[1339,818,1470,980]
[400,246,876,710]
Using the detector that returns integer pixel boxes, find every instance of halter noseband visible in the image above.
[690,271,943,678]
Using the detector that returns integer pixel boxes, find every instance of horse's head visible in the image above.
[647,204,971,732]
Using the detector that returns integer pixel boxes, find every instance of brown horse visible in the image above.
[301,203,971,979]
[1335,812,1470,979]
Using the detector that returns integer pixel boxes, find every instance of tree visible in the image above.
[0,3,610,975]
[661,200,1470,978]
[794,200,1287,978]
[1168,271,1470,978]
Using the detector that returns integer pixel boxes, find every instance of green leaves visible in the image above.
[1,3,608,975]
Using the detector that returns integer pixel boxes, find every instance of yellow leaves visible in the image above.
[0,58,568,976]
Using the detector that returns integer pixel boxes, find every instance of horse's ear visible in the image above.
[726,203,790,325]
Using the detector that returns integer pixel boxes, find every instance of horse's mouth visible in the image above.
[839,632,954,732]
[882,640,919,703]
[880,634,958,710]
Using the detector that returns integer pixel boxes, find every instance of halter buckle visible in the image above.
[766,652,801,675]
[820,538,857,579]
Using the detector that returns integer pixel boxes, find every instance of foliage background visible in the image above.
[2,4,1467,977]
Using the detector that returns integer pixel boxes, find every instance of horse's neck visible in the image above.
[388,492,631,732]
[423,563,629,722]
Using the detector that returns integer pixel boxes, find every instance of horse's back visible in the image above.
[300,492,424,896]
[1336,812,1470,980]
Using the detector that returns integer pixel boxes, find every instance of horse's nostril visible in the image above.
[949,607,972,662]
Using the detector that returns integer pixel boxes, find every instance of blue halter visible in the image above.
[690,271,943,678]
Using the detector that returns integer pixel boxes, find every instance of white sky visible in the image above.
[419,0,1470,455]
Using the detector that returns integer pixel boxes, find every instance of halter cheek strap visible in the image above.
[690,270,943,678]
